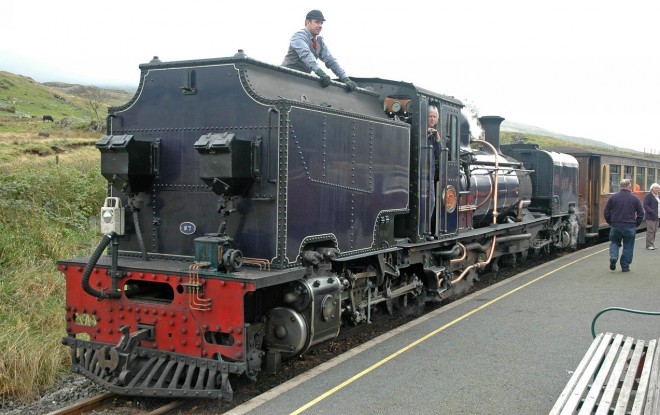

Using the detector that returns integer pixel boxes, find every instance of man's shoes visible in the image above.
[648,246,656,250]
[609,258,616,270]
[622,267,630,272]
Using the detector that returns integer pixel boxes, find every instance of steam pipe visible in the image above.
[494,233,532,243]
[447,135,501,288]
[447,234,530,287]
[435,244,462,258]
[449,243,467,266]
[450,235,497,285]
[464,241,490,253]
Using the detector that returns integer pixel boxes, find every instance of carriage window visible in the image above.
[649,168,656,186]
[636,167,645,192]
[624,165,633,180]
[609,165,620,193]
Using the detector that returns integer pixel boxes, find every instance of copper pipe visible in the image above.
[475,175,494,210]
[449,243,467,266]
[450,235,497,285]
[447,139,500,287]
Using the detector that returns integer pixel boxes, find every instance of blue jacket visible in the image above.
[643,191,659,221]
[604,189,644,228]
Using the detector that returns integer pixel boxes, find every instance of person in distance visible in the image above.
[643,182,660,250]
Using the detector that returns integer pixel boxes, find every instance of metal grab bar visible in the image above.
[591,306,660,338]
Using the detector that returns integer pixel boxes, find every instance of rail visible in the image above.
[44,392,188,415]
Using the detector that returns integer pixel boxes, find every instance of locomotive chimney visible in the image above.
[478,116,505,153]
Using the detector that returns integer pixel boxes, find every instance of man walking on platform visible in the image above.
[604,178,644,272]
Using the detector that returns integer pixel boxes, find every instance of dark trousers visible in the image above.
[609,226,637,269]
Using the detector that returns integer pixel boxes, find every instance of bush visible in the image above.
[0,155,106,400]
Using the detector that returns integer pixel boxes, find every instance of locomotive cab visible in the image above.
[371,85,462,241]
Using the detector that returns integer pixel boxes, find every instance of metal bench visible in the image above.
[550,308,660,415]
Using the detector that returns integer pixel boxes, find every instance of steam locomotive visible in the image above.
[59,51,580,400]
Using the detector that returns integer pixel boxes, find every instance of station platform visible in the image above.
[227,237,660,415]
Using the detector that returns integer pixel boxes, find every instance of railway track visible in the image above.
[44,392,188,415]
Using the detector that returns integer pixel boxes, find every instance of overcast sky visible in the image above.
[4,0,659,153]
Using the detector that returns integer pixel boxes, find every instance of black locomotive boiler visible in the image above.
[59,51,580,400]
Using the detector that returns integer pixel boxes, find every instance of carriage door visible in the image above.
[436,111,459,235]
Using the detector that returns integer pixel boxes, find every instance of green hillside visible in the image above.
[0,70,133,134]
[42,81,133,107]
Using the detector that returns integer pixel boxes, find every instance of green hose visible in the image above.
[591,307,660,338]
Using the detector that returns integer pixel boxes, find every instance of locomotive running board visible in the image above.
[62,337,243,400]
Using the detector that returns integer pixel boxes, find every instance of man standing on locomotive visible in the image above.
[604,178,644,272]
[643,183,660,250]
[282,10,358,92]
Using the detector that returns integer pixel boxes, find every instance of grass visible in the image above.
[0,130,98,165]
[0,70,128,402]
[0,136,106,401]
